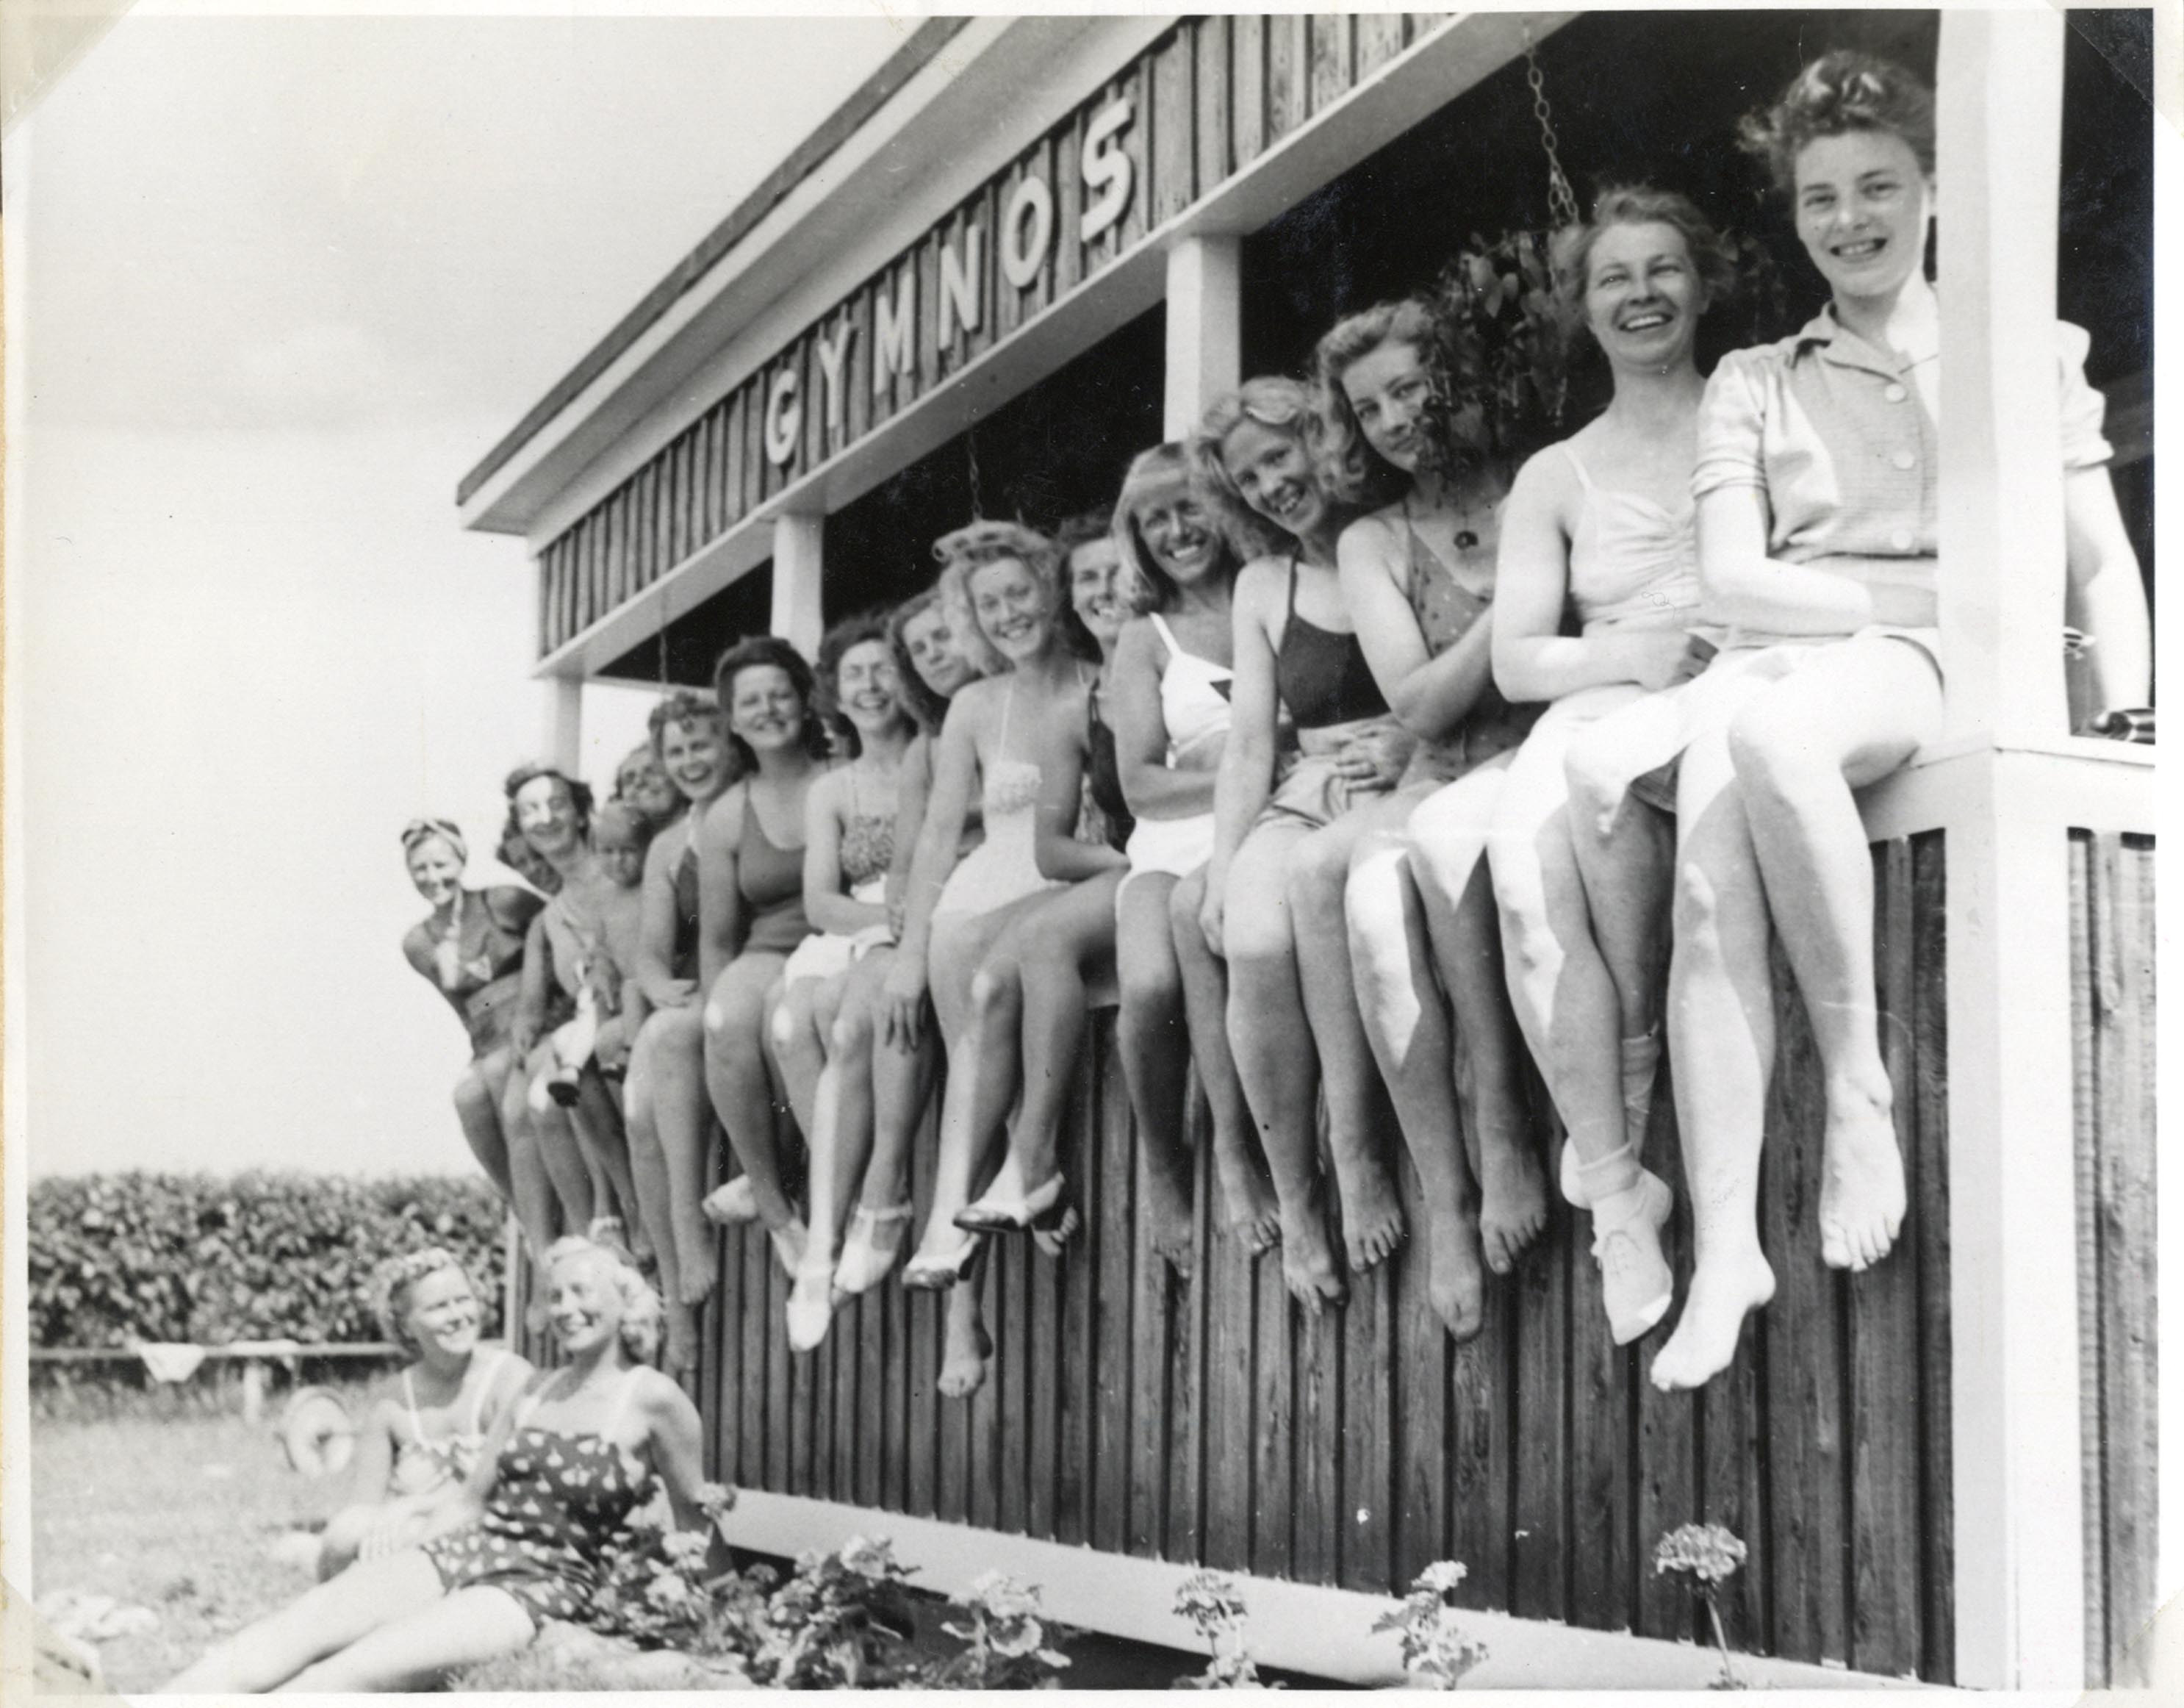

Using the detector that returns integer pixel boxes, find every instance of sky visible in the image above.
[12,10,909,1175]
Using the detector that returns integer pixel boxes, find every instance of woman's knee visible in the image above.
[966,961,1021,1023]
[1343,844,1413,968]
[1285,828,1350,919]
[452,1068,495,1125]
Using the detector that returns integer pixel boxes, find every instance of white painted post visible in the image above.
[1935,7,2068,750]
[1934,7,2086,1690]
[771,512,825,659]
[1163,236,1242,441]
[544,676,583,773]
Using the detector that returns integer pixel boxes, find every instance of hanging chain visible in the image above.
[964,420,985,520]
[656,579,672,686]
[1523,37,1581,229]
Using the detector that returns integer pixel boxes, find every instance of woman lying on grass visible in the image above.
[165,1238,719,1693]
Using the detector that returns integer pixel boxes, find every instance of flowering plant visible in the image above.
[1371,1561,1488,1688]
[1172,1573,1275,1690]
[748,1535,926,1688]
[1654,1523,1749,1688]
[927,1571,1071,1688]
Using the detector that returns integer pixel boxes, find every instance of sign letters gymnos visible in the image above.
[761,94,1136,467]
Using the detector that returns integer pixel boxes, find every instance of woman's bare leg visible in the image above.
[279,1586,536,1693]
[936,1242,994,1400]
[768,977,830,1144]
[1116,871,1198,1269]
[1648,728,1778,1391]
[857,950,932,1213]
[1287,810,1407,1273]
[164,1549,448,1692]
[635,1005,717,1307]
[622,1025,694,1369]
[523,1044,596,1232]
[1224,818,1343,1309]
[453,1055,514,1199]
[1000,871,1121,1210]
[1171,869,1276,1251]
[1727,636,1944,1272]
[495,1072,557,1266]
[703,952,797,1245]
[567,1069,636,1232]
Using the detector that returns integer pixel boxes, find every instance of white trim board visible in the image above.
[718,1489,1916,1690]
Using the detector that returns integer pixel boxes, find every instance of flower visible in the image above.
[836,1535,901,1579]
[1418,1560,1468,1597]
[695,1480,736,1516]
[970,1572,1043,1623]
[987,1615,1046,1658]
[663,1531,711,1568]
[1654,1523,1749,1586]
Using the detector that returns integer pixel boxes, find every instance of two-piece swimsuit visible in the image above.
[780,767,897,986]
[1122,611,1232,880]
[1260,556,1405,828]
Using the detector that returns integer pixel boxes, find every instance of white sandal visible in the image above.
[833,1202,913,1295]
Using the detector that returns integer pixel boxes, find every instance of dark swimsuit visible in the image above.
[1084,686,1135,852]
[668,819,703,983]
[421,889,545,1056]
[1275,556,1390,728]
[736,792,811,956]
[422,1373,653,1630]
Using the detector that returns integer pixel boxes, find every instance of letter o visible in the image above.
[763,368,802,467]
[1000,174,1055,290]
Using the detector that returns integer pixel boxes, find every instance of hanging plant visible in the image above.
[1429,229,1573,469]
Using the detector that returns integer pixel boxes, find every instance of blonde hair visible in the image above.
[1188,378,1337,559]
[931,519,1067,677]
[542,1235,662,1366]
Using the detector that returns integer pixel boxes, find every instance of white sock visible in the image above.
[1620,1028,1662,1154]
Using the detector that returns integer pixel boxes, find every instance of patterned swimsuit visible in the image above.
[422,1371,653,1629]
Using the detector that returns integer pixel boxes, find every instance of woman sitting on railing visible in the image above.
[1319,298,1547,1340]
[317,1249,533,1580]
[697,636,827,1279]
[769,613,918,1349]
[620,689,736,1371]
[1193,377,1414,1311]
[1468,187,1728,1348]
[883,520,1102,1395]
[611,739,682,836]
[1565,52,2149,1392]
[398,819,545,1244]
[1102,452,1274,1261]
[167,1238,714,1693]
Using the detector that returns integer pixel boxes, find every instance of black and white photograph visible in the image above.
[7,1,2165,1694]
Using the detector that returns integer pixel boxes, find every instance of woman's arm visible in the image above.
[1201,563,1284,955]
[633,828,695,1008]
[1110,619,1221,819]
[342,1393,400,1508]
[695,789,749,995]
[884,736,933,928]
[1492,449,1698,701]
[635,1369,716,1537]
[1695,486,1895,634]
[1033,688,1129,883]
[1340,512,1497,742]
[804,770,888,937]
[2062,464,2151,711]
[883,693,982,1047]
[511,914,551,1060]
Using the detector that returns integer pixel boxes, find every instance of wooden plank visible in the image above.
[2094,833,2158,1686]
[741,374,767,526]
[1700,1308,1770,1657]
[665,432,687,570]
[1292,1282,1342,1585]
[1307,14,1351,116]
[804,318,830,470]
[711,1224,743,1487]
[1909,831,1954,1684]
[1165,1113,1210,1562]
[790,1307,818,1499]
[722,384,747,532]
[1092,1037,1136,1554]
[1027,1166,1063,1539]
[881,1249,910,1513]
[1340,1260,1395,1593]
[1232,1219,1281,1575]
[603,490,626,611]
[996,1225,1032,1534]
[1054,104,1087,299]
[1192,16,1231,201]
[915,230,942,401]
[1056,1067,1096,1544]
[855,1289,883,1508]
[739,1225,768,1488]
[655,445,678,579]
[994,151,1030,345]
[1634,1067,1699,1644]
[968,1244,1002,1532]
[1848,841,1925,1679]
[1229,13,1265,171]
[845,281,874,447]
[1265,13,1309,144]
[1510,1169,1568,1623]
[1113,58,1152,262]
[1390,1150,1450,1590]
[1759,941,1850,1665]
[1444,1287,1507,1613]
[766,1230,793,1493]
[1567,1173,1635,1637]
[1357,12,1407,79]
[1150,24,1197,230]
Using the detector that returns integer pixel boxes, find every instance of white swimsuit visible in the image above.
[1123,613,1233,882]
[934,677,1068,919]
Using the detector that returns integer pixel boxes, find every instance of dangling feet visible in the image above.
[1560,1029,1661,1210]
[1329,1130,1405,1273]
[902,1228,983,1292]
[1277,1177,1348,1313]
[1650,1245,1775,1391]
[1818,1100,1906,1272]
[1588,1169,1675,1346]
[1423,1202,1487,1341]
[1476,1127,1549,1277]
[785,1248,838,1353]
[663,1299,701,1381]
[955,1169,1066,1235]
[766,1218,808,1281]
[833,1201,913,1295]
[1141,1146,1199,1278]
[701,1175,760,1227]
[937,1286,991,1400]
[1212,1132,1282,1256]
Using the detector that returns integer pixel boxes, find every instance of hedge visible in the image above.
[29,1171,509,1350]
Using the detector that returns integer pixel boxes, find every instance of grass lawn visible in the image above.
[31,1389,363,1693]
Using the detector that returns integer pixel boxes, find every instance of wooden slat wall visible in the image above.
[2070,829,2158,1689]
[684,834,1957,1678]
[530,15,1462,659]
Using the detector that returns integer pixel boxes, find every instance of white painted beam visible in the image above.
[1163,235,1240,441]
[770,512,825,659]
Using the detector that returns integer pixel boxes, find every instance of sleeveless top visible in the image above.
[933,672,1078,918]
[1399,501,1536,768]
[1149,612,1233,763]
[390,1348,511,1498]
[1084,686,1135,853]
[736,786,811,955]
[1562,442,1701,634]
[1275,557,1387,730]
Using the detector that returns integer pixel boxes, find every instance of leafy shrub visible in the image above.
[1172,1573,1273,1690]
[29,1171,508,1349]
[1372,1561,1487,1688]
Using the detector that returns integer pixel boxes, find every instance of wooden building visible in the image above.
[466,12,2157,1687]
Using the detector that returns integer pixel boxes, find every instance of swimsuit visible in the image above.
[734,789,811,957]
[420,889,542,1056]
[1081,685,1135,853]
[669,817,702,983]
[933,675,1071,919]
[781,767,898,986]
[1123,613,1232,880]
[1396,498,1537,785]
[389,1349,512,1499]
[1260,558,1405,829]
[422,1370,653,1631]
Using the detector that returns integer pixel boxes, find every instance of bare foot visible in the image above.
[1213,1139,1282,1255]
[664,1301,701,1380]
[1030,1206,1080,1260]
[1818,1105,1906,1272]
[1423,1206,1486,1342]
[1649,1246,1775,1391]
[1278,1181,1348,1313]
[1476,1130,1550,1276]
[938,1296,993,1400]
[1143,1158,1197,1277]
[1332,1147,1405,1274]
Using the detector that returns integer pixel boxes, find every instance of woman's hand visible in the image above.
[1198,866,1229,958]
[644,975,697,1010]
[1336,722,1411,786]
[880,958,928,1052]
[509,1014,540,1059]
[357,1510,417,1562]
[1629,631,1715,692]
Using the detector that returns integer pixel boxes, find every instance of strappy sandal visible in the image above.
[900,1230,983,1292]
[954,1171,1066,1236]
[833,1201,913,1295]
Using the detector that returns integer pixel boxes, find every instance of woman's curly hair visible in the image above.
[1311,297,1477,505]
[502,763,594,862]
[1188,378,1347,559]
[1549,184,1741,339]
[645,689,722,758]
[369,1247,474,1356]
[813,611,902,758]
[711,634,830,768]
[1110,450,1246,615]
[1739,50,1935,193]
[542,1235,663,1366]
[886,587,981,735]
[932,518,1071,678]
